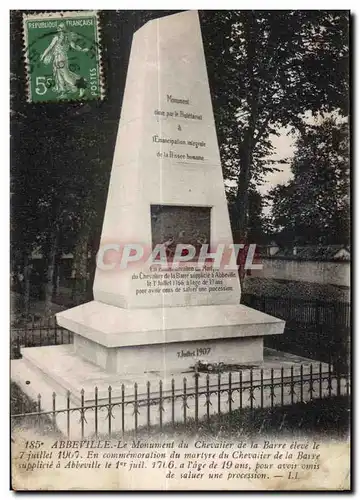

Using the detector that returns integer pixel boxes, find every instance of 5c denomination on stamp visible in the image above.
[23,11,104,103]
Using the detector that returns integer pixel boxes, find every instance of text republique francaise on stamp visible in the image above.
[23,11,103,103]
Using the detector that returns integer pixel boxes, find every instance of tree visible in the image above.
[268,118,350,245]
[228,188,267,243]
[247,189,268,244]
[200,10,349,241]
[10,10,176,313]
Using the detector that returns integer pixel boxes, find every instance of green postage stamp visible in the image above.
[23,11,104,103]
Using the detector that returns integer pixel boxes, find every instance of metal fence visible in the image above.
[241,294,350,328]
[11,315,73,359]
[11,363,350,438]
[241,295,350,370]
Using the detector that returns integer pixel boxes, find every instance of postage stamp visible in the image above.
[22,11,104,103]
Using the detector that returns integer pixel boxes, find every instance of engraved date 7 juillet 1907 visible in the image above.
[177,348,211,358]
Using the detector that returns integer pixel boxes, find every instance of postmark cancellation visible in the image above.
[22,11,104,103]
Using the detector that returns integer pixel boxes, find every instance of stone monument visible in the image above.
[13,11,308,435]
[54,10,285,376]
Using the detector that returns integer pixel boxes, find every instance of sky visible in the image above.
[258,127,296,196]
[256,126,297,216]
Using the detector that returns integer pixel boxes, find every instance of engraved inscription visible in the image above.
[177,347,212,358]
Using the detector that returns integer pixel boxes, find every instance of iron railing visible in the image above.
[11,363,351,438]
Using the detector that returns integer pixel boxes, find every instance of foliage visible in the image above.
[267,118,350,245]
[11,11,177,269]
[200,10,349,237]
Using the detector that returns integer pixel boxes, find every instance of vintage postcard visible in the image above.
[10,9,350,491]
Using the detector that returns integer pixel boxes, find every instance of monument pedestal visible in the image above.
[57,7,286,374]
[56,300,284,374]
[12,345,337,438]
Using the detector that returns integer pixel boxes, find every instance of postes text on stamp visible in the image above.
[23,11,103,103]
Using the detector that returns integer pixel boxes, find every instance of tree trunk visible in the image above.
[234,145,253,286]
[23,253,32,319]
[233,11,258,287]
[84,226,102,302]
[234,145,253,241]
[44,232,59,315]
[51,247,61,301]
[72,229,90,304]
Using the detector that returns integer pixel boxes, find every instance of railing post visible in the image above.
[39,318,42,346]
[328,361,332,398]
[183,378,187,426]
[108,386,113,437]
[121,384,125,435]
[16,334,21,359]
[52,392,56,430]
[80,389,85,439]
[37,393,41,429]
[270,368,275,408]
[228,372,232,417]
[30,321,34,347]
[337,367,341,397]
[134,383,138,433]
[218,372,221,419]
[259,295,265,312]
[171,379,175,428]
[346,372,350,398]
[206,374,211,425]
[66,391,71,438]
[94,387,98,438]
[249,369,254,412]
[239,371,243,410]
[54,316,58,345]
[47,317,51,344]
[159,380,163,430]
[147,381,151,431]
[194,372,199,428]
[309,365,313,401]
